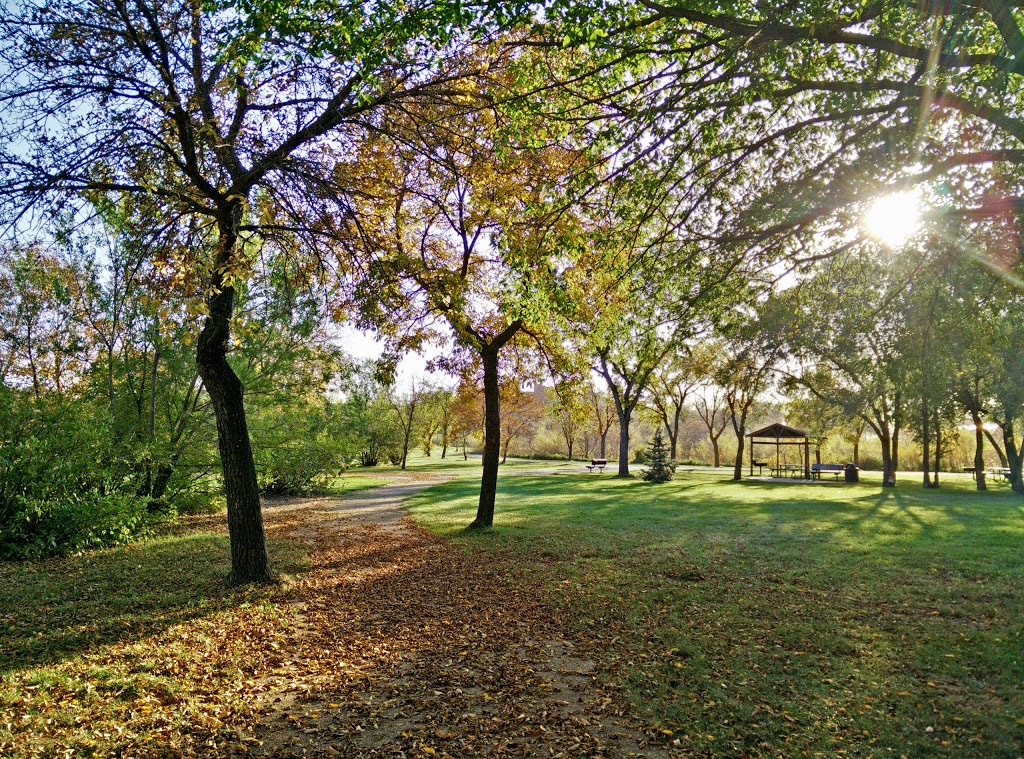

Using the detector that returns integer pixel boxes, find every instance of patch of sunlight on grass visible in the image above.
[407,468,1024,758]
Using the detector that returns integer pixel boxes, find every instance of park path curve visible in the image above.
[253,471,669,758]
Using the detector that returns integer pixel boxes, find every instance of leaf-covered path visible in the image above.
[255,475,666,757]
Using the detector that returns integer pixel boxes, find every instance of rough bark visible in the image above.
[195,211,272,586]
[466,322,522,529]
[972,409,987,490]
[616,408,633,477]
[1003,422,1024,495]
[469,347,501,528]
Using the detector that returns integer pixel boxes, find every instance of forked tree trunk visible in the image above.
[877,425,898,488]
[196,211,272,586]
[665,420,678,461]
[731,406,748,481]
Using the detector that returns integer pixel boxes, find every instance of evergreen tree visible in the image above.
[642,430,676,483]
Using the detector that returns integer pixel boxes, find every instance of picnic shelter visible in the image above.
[747,423,812,479]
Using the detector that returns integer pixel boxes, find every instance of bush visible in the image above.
[857,456,883,471]
[259,438,347,496]
[1,491,153,559]
[0,388,154,558]
[526,452,570,462]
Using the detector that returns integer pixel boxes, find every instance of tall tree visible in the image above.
[0,0,501,582]
[588,387,617,460]
[387,380,423,471]
[645,351,699,461]
[344,65,590,527]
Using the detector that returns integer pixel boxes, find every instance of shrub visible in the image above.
[1,491,152,560]
[0,388,154,558]
[259,437,347,496]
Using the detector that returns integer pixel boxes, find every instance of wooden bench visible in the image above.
[586,458,608,473]
[811,463,844,480]
[987,468,1012,481]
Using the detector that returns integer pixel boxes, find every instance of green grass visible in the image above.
[323,472,392,493]
[0,519,308,757]
[407,469,1024,757]
[358,449,579,477]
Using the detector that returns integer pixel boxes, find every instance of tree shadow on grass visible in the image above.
[0,531,300,675]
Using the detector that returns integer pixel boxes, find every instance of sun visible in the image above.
[863,191,921,248]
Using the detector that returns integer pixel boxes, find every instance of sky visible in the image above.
[335,323,453,391]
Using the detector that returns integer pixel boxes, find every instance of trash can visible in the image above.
[844,463,859,483]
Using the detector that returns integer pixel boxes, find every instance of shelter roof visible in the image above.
[747,423,808,439]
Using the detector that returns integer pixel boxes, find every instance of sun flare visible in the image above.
[864,192,921,248]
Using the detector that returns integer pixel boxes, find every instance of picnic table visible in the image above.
[771,465,805,479]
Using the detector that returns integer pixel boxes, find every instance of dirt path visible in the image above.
[253,475,667,758]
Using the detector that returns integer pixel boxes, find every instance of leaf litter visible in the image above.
[250,478,668,757]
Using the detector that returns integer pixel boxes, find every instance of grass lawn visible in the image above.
[0,516,308,757]
[407,469,1024,757]
[322,472,392,493]
[358,450,579,477]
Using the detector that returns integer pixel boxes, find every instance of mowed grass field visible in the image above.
[407,469,1024,757]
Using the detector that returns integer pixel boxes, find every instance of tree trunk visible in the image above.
[469,347,501,528]
[616,409,632,477]
[1003,422,1024,495]
[985,427,1009,468]
[731,406,747,481]
[150,463,175,502]
[598,432,607,458]
[665,421,678,462]
[195,210,272,586]
[932,412,941,487]
[711,436,720,467]
[972,410,987,491]
[922,405,932,488]
[890,412,901,485]
[401,426,411,470]
[879,429,896,487]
